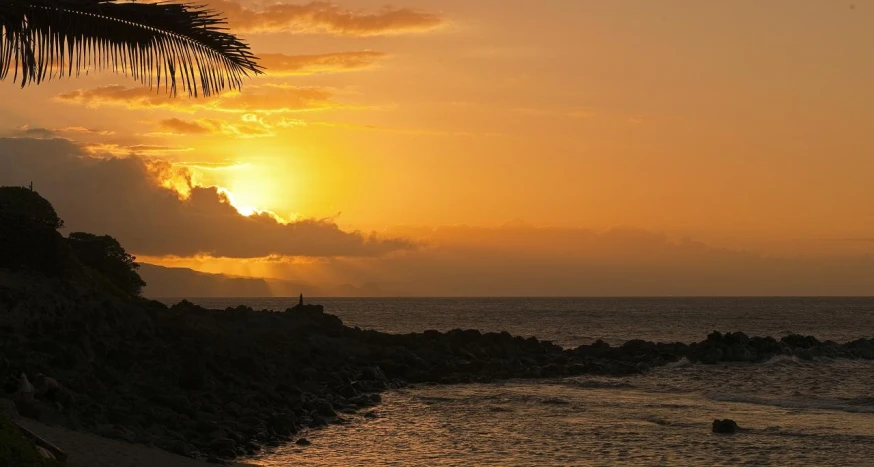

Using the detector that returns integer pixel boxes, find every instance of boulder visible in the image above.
[712,419,739,434]
[209,437,237,455]
[313,398,335,418]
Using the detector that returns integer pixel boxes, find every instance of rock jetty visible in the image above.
[4,271,874,462]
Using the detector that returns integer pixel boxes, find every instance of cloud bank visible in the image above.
[195,224,873,297]
[0,138,413,258]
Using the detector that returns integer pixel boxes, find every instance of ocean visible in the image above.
[162,297,874,466]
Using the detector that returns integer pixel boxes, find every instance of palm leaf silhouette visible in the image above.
[0,0,262,97]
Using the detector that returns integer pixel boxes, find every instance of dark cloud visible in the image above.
[205,1,444,35]
[0,138,413,258]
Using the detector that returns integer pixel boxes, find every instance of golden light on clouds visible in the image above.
[1,0,873,296]
[55,84,337,114]
[258,51,387,76]
[204,0,445,35]
[155,117,274,138]
[216,187,261,218]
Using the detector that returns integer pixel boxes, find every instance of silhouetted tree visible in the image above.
[0,186,63,229]
[0,186,70,274]
[68,232,146,296]
[0,0,262,96]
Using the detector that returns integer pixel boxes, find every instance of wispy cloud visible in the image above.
[56,84,338,114]
[13,125,115,138]
[82,143,194,156]
[511,108,594,119]
[259,51,386,76]
[206,0,445,36]
[154,117,274,138]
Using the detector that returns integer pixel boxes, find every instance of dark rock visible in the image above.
[209,437,237,455]
[313,398,335,417]
[541,363,564,377]
[151,395,194,416]
[698,347,724,365]
[288,304,325,313]
[712,419,739,434]
[706,331,724,343]
[295,438,312,446]
[267,412,298,436]
[348,394,375,408]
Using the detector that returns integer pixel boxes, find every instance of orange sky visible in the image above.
[1,1,872,295]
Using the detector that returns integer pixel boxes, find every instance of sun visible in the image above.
[206,161,292,218]
[216,187,260,217]
[235,205,259,217]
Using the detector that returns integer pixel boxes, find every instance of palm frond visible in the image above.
[0,0,263,97]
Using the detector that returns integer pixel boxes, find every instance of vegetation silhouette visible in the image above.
[67,232,146,297]
[0,186,71,276]
[0,186,144,294]
[0,0,262,96]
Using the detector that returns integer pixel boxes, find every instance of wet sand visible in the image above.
[17,419,257,467]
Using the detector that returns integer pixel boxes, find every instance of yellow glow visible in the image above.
[137,255,324,281]
[215,186,267,218]
[2,1,873,245]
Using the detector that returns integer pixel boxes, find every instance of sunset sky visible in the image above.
[1,1,873,295]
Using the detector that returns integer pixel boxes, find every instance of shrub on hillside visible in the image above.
[0,219,72,277]
[67,232,146,297]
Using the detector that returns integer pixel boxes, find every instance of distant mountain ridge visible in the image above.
[138,263,386,298]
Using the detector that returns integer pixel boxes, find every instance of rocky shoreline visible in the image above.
[3,273,874,463]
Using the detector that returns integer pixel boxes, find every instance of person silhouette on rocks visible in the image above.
[16,373,34,403]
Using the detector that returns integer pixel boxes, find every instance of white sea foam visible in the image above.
[762,354,802,366]
[666,356,693,368]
